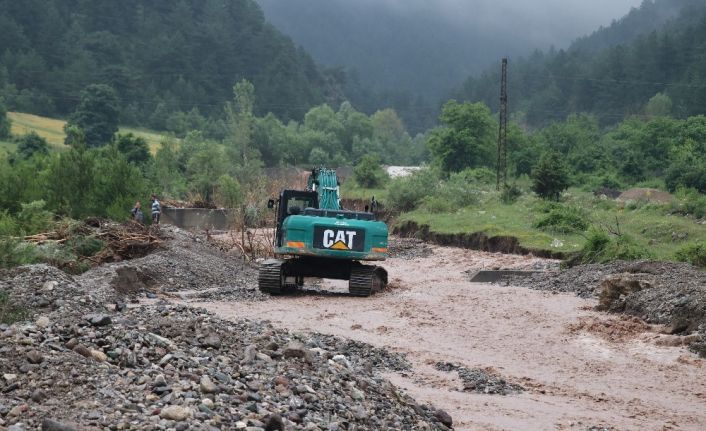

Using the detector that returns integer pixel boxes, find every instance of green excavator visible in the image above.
[259,167,388,296]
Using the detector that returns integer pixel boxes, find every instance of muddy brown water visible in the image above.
[193,245,706,431]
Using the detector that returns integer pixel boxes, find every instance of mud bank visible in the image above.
[393,220,567,259]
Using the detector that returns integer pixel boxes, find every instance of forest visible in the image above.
[0,0,343,127]
[1,0,706,268]
[456,0,706,127]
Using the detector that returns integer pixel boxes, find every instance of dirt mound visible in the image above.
[76,225,258,300]
[0,264,115,320]
[618,188,674,203]
[0,305,449,430]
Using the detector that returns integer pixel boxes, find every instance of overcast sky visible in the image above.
[362,0,645,48]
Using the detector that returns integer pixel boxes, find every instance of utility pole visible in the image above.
[497,58,508,191]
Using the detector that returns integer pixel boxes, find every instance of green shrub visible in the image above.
[569,229,654,265]
[675,242,706,268]
[670,188,706,219]
[0,239,39,268]
[534,205,589,233]
[353,154,388,188]
[0,212,20,237]
[420,182,482,212]
[387,169,438,212]
[532,151,570,201]
[17,200,53,235]
[501,183,523,204]
[66,236,104,257]
[456,167,496,185]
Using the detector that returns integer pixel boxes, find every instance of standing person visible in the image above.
[150,194,161,225]
[131,201,144,224]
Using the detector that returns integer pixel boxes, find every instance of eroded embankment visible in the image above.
[393,220,567,259]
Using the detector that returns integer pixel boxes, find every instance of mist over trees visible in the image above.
[0,0,343,129]
[455,0,706,127]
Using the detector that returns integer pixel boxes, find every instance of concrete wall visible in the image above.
[162,208,232,230]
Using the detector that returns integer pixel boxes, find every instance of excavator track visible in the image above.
[349,265,388,297]
[258,260,284,294]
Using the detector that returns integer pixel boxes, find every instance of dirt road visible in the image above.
[194,245,706,430]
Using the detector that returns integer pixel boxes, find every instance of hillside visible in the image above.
[0,0,341,129]
[5,112,169,154]
[454,0,706,127]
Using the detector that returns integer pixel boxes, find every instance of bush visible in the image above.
[353,154,388,188]
[670,188,706,219]
[456,167,497,185]
[534,205,589,233]
[569,229,654,265]
[501,183,523,204]
[387,169,438,212]
[420,172,482,213]
[16,132,49,159]
[0,239,38,268]
[0,212,20,237]
[66,236,104,258]
[532,151,570,200]
[675,242,706,268]
[16,200,53,235]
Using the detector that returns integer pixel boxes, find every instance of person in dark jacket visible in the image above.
[131,201,144,224]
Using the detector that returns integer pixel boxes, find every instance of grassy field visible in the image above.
[340,181,388,201]
[6,112,169,154]
[347,176,706,261]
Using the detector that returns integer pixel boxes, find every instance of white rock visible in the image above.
[159,405,190,421]
[3,374,18,382]
[35,316,50,329]
[90,349,107,362]
[42,281,58,291]
[332,354,352,369]
[200,375,218,393]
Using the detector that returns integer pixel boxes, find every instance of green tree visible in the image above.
[16,132,49,159]
[427,101,495,174]
[66,84,120,147]
[0,98,10,139]
[225,80,262,184]
[153,137,187,199]
[215,175,242,208]
[353,154,388,188]
[645,92,673,118]
[186,143,228,204]
[531,151,570,201]
[114,133,150,165]
[63,124,86,149]
[44,147,96,218]
[92,147,147,220]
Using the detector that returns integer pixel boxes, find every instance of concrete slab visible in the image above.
[469,270,542,283]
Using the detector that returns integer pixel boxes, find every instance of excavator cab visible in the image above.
[273,190,318,247]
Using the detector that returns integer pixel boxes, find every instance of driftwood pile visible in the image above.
[24,219,162,266]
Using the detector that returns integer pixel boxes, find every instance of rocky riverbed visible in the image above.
[0,227,453,430]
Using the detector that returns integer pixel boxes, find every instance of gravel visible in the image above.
[0,305,451,430]
[0,227,453,430]
[388,238,433,260]
[434,363,524,396]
